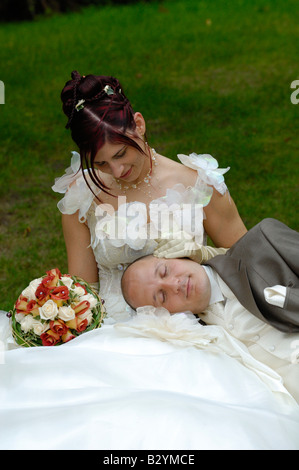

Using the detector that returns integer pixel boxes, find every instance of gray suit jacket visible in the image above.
[204,218,299,333]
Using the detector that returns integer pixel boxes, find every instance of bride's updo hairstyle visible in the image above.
[61,71,148,195]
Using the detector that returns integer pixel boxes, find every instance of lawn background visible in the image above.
[0,0,298,311]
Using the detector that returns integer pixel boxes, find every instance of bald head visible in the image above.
[121,255,211,314]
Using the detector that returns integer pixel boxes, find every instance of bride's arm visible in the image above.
[62,212,99,283]
[203,189,247,248]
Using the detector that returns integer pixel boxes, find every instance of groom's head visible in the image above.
[121,255,211,314]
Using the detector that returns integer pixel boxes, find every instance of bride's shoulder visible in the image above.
[158,154,198,187]
[158,151,230,195]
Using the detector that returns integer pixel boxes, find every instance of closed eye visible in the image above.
[94,146,127,167]
[113,148,126,159]
[161,265,168,278]
[153,262,168,306]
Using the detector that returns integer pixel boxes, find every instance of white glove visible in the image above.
[154,233,228,263]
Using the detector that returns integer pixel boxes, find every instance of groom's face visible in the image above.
[122,255,211,314]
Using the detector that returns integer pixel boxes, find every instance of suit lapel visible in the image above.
[205,256,266,323]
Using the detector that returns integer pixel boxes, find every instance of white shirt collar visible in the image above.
[202,265,224,305]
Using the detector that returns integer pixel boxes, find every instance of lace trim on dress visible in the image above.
[93,180,211,250]
[94,200,149,251]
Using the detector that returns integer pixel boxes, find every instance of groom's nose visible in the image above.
[160,276,181,294]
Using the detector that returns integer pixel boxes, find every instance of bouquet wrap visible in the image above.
[9,268,106,347]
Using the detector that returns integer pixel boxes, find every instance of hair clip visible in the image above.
[75,99,85,112]
[103,85,115,96]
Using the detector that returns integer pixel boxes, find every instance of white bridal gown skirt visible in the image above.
[0,312,299,450]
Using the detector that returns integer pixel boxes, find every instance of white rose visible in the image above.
[30,277,43,289]
[80,293,98,309]
[58,305,75,322]
[21,277,43,300]
[20,314,35,333]
[71,285,86,297]
[39,300,58,320]
[32,320,49,336]
[15,313,25,323]
[21,285,36,301]
[60,276,74,289]
[79,309,93,325]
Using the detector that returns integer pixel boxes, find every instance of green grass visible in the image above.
[1,0,299,311]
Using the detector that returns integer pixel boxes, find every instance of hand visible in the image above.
[154,232,228,263]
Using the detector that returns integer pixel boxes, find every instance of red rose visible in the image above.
[61,329,76,343]
[42,274,57,290]
[66,315,88,332]
[15,295,39,316]
[49,319,69,336]
[72,300,90,316]
[35,283,50,306]
[76,317,88,332]
[26,299,40,317]
[40,329,61,346]
[47,268,62,279]
[15,295,29,313]
[50,285,69,301]
[42,268,61,289]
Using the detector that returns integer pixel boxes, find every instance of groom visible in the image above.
[121,218,299,402]
[121,218,299,334]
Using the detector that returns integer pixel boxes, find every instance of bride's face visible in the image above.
[93,113,148,183]
[122,255,211,314]
[94,142,147,182]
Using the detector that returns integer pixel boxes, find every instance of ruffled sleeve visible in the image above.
[52,151,100,223]
[177,153,230,195]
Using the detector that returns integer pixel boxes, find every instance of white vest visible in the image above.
[200,269,299,403]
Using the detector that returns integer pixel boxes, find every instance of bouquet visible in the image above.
[9,268,106,347]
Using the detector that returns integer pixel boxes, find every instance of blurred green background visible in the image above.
[1,0,298,310]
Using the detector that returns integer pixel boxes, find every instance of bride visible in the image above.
[0,71,298,450]
[56,71,247,321]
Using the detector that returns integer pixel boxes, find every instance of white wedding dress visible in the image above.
[0,152,298,450]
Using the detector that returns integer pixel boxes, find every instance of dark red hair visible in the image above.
[61,71,148,196]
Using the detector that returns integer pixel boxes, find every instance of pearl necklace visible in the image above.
[115,148,160,197]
